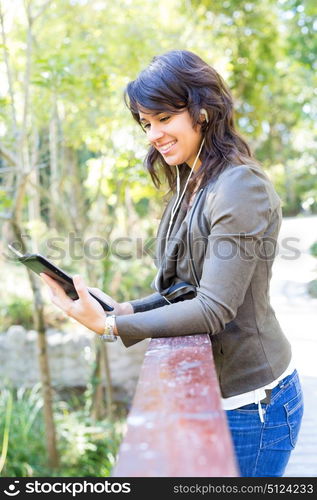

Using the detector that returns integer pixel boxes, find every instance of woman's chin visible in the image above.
[162,155,183,167]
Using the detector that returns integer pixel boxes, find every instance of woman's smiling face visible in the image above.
[138,108,203,169]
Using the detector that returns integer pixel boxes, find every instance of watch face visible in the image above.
[101,334,118,342]
[104,315,116,335]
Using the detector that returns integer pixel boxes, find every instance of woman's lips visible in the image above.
[158,140,177,155]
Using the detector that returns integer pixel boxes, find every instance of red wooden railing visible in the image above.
[112,334,239,477]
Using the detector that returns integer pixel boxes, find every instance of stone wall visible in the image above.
[0,325,149,402]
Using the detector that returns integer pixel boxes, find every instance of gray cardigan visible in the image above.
[116,164,292,398]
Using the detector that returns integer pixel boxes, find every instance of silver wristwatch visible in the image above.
[101,315,118,342]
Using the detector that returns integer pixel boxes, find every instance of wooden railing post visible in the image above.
[113,334,239,477]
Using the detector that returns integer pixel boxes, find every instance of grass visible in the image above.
[0,384,126,477]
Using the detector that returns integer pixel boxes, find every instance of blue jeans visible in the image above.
[226,370,304,477]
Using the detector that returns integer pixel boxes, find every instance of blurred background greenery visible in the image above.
[1,0,316,291]
[0,0,316,477]
[0,384,125,476]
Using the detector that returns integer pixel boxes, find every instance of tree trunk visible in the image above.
[91,340,113,421]
[91,344,104,420]
[11,221,59,468]
[63,146,115,420]
[33,285,59,469]
[1,0,59,469]
[283,162,296,213]
[101,342,114,419]
[49,94,59,228]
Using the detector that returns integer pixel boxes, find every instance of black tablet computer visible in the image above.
[8,244,114,312]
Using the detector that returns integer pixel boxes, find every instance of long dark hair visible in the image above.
[124,50,256,196]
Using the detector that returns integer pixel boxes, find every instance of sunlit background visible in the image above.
[0,0,316,477]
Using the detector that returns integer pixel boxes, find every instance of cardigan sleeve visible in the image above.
[129,292,168,313]
[116,165,272,347]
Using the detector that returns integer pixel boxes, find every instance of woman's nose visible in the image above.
[147,124,164,143]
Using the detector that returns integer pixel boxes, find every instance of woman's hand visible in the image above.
[41,273,107,334]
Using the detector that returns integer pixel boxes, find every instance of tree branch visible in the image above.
[32,0,52,22]
[0,143,18,166]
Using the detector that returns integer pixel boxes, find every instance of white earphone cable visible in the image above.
[164,137,205,253]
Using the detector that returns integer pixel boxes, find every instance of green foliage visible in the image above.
[54,401,124,477]
[186,0,317,215]
[0,385,124,477]
[0,296,34,331]
[0,189,12,211]
[0,385,46,477]
[269,161,317,216]
[1,0,316,477]
[1,0,317,296]
[310,241,317,258]
[307,280,317,298]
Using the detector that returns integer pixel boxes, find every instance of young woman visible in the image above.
[41,50,304,477]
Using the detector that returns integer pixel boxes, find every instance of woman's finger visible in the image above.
[72,275,92,303]
[40,273,73,312]
[40,273,66,296]
[40,273,59,292]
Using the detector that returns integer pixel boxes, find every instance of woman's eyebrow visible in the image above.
[139,111,163,122]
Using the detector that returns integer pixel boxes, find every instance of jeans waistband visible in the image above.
[267,369,299,403]
[277,368,297,389]
[261,369,297,405]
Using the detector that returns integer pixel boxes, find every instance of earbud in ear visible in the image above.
[200,108,209,123]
